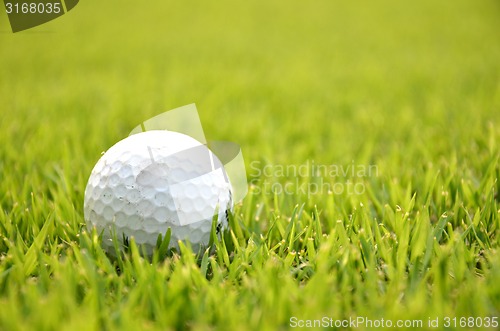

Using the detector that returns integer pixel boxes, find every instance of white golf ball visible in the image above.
[83,130,232,255]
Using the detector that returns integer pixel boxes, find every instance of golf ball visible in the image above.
[83,130,232,255]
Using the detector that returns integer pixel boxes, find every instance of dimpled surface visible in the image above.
[84,130,232,255]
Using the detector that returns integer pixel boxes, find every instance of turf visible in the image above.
[0,0,499,330]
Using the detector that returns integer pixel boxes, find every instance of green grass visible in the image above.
[1,0,499,330]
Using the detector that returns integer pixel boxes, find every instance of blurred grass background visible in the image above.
[0,0,499,330]
[1,0,499,160]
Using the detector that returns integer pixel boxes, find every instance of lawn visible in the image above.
[0,0,499,330]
